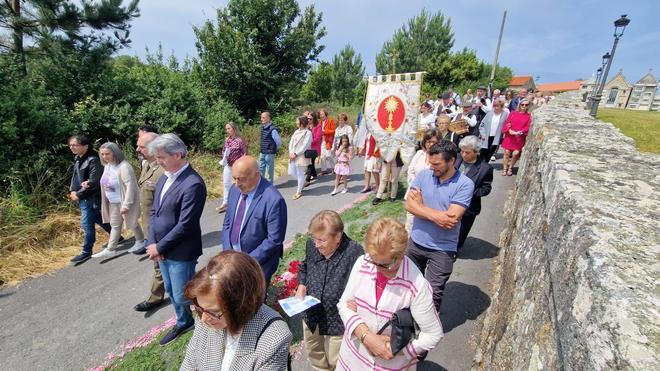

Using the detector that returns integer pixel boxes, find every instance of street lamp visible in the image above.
[590,14,630,117]
[587,53,610,105]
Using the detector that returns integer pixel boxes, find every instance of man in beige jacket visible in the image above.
[132,130,167,312]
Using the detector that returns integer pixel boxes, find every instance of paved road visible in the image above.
[0,157,514,371]
[292,158,515,371]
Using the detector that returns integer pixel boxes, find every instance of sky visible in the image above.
[119,0,660,85]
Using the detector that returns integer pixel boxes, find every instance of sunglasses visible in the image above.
[364,256,399,270]
[193,300,224,321]
[520,103,529,107]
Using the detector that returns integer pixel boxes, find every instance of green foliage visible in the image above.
[192,0,326,117]
[1,0,140,72]
[423,48,513,97]
[108,330,193,371]
[299,62,333,103]
[331,45,365,106]
[202,99,246,150]
[375,9,454,74]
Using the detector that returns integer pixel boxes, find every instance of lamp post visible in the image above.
[590,15,630,118]
[586,53,609,107]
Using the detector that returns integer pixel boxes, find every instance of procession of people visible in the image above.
[66,86,536,370]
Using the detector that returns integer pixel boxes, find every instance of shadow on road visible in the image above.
[439,281,491,333]
[458,237,499,260]
[201,230,222,249]
[417,360,448,371]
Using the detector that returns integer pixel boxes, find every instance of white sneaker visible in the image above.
[127,240,146,253]
[330,188,339,196]
[92,248,120,259]
[340,188,348,194]
[490,156,496,162]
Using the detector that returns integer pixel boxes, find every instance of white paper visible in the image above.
[278,296,320,317]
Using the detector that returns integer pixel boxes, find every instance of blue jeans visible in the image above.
[159,259,197,328]
[79,198,111,254]
[259,153,276,183]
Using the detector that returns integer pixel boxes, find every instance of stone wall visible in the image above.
[473,92,659,370]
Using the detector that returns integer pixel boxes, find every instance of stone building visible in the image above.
[601,70,632,109]
[626,69,660,111]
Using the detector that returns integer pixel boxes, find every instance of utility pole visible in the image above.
[488,10,507,97]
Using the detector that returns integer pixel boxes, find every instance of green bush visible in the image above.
[202,99,246,150]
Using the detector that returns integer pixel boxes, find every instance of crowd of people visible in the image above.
[64,85,536,370]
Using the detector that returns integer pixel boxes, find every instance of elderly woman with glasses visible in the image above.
[501,98,532,176]
[295,210,364,371]
[181,251,292,371]
[336,218,443,370]
[89,142,143,259]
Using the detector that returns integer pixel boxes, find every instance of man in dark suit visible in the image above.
[145,133,207,346]
[222,155,287,285]
[455,136,493,251]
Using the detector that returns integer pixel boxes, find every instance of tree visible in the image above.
[425,49,484,89]
[375,9,453,74]
[300,62,333,103]
[331,44,364,106]
[0,0,140,73]
[193,0,326,117]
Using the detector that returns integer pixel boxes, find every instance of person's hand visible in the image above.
[81,181,90,190]
[432,211,458,230]
[120,207,129,215]
[346,300,357,312]
[146,243,163,261]
[408,188,423,205]
[295,285,306,300]
[69,191,79,202]
[363,333,394,360]
[289,153,296,160]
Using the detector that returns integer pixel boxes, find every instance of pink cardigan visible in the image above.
[336,255,443,370]
[311,125,323,154]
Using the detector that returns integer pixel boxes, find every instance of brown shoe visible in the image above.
[292,193,302,200]
[215,204,227,213]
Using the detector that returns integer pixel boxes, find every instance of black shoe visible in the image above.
[160,322,194,346]
[372,197,383,206]
[390,198,397,202]
[70,252,91,263]
[134,300,164,312]
[360,187,371,194]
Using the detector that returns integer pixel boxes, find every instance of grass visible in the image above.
[103,186,407,371]
[598,108,660,154]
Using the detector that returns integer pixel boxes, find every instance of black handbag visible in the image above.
[304,149,318,159]
[377,308,417,356]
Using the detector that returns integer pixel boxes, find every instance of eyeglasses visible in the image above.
[364,256,399,270]
[520,103,529,107]
[193,300,224,321]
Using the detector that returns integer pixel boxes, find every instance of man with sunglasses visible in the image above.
[405,140,474,312]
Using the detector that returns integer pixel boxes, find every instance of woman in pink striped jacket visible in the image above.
[336,218,443,370]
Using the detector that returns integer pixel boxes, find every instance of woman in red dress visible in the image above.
[501,99,531,176]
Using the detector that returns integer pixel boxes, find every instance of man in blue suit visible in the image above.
[145,133,207,346]
[222,155,287,285]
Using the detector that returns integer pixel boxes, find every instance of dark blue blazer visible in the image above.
[222,178,287,283]
[147,165,207,261]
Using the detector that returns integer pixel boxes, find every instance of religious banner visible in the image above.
[363,72,423,163]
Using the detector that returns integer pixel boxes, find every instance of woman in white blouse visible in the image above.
[333,113,354,149]
[404,129,441,232]
[478,99,509,162]
[91,142,143,259]
[288,116,312,200]
[336,218,443,370]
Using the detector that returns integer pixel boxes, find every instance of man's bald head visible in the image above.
[232,155,260,194]
[137,132,159,161]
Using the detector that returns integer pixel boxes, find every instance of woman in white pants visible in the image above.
[289,116,312,200]
[217,122,247,213]
[92,142,143,259]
